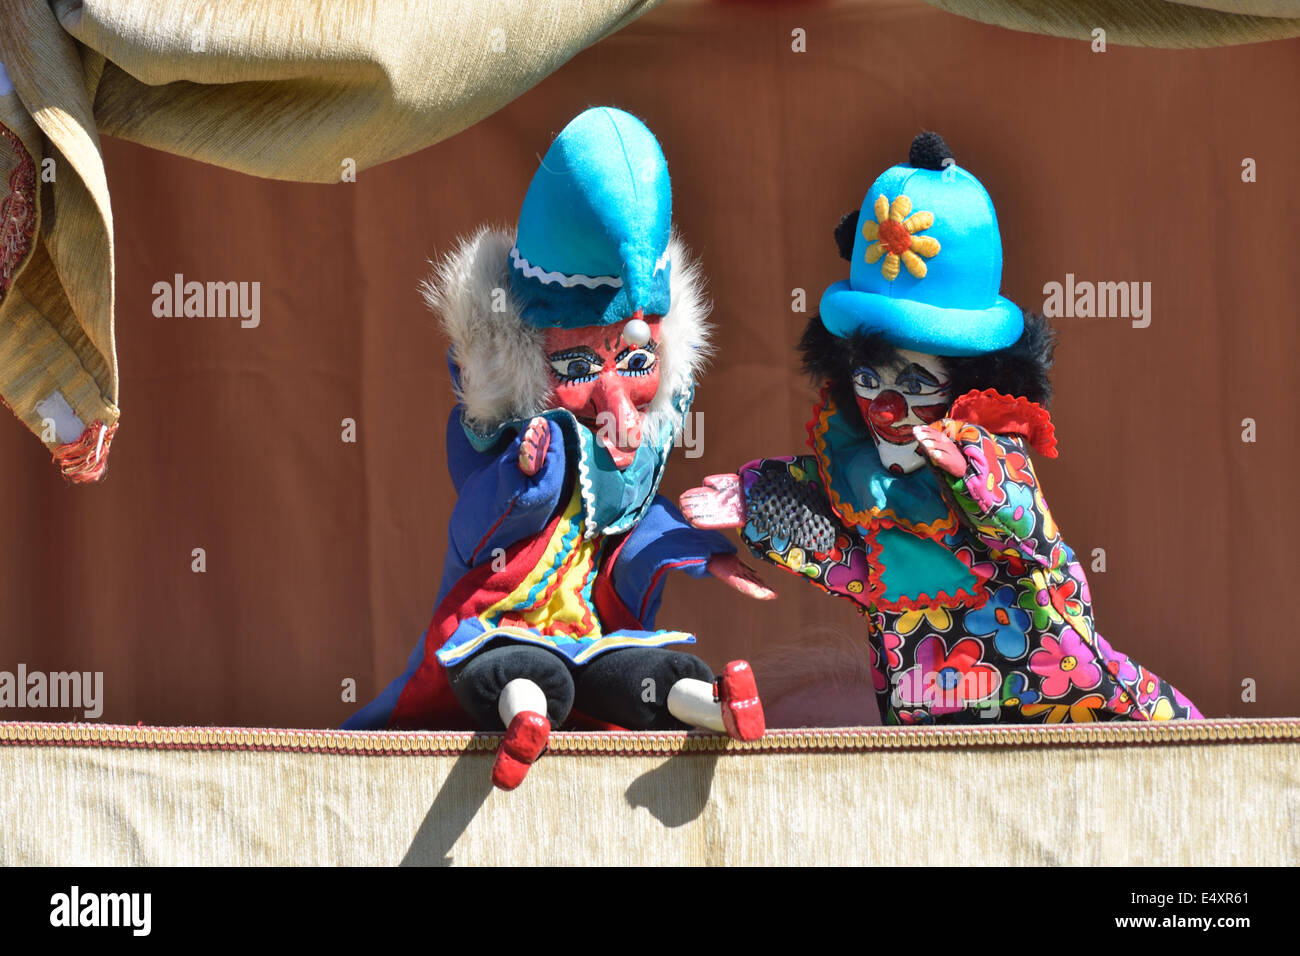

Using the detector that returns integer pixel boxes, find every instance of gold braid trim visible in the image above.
[1,719,1296,756]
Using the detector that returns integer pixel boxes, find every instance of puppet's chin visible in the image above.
[871,434,927,475]
[603,441,637,470]
[581,421,638,470]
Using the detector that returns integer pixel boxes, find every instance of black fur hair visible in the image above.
[799,311,1057,426]
[944,311,1056,408]
[834,209,861,261]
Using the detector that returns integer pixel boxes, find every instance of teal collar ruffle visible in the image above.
[808,391,957,539]
[806,391,983,611]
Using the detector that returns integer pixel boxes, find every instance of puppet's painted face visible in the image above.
[852,348,951,475]
[544,316,662,470]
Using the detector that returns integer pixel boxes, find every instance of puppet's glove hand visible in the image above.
[679,473,746,529]
[706,553,776,601]
[913,423,966,477]
[518,417,551,476]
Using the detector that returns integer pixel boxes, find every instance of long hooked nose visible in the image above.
[591,373,642,450]
[867,390,907,427]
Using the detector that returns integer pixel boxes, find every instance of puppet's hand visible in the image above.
[706,553,776,601]
[518,417,550,476]
[913,423,966,477]
[679,474,746,529]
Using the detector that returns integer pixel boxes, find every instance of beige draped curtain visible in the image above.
[1,0,1298,480]
[930,0,1300,47]
[0,0,662,479]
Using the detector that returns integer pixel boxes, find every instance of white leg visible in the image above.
[498,678,548,729]
[667,678,725,732]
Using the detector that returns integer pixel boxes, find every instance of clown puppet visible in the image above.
[681,132,1201,726]
[346,108,769,789]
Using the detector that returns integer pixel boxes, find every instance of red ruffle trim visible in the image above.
[802,383,833,453]
[949,389,1058,459]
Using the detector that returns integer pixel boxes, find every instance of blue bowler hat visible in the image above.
[509,107,672,329]
[820,132,1023,357]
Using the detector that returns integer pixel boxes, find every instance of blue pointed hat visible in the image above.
[509,107,672,329]
[819,132,1023,357]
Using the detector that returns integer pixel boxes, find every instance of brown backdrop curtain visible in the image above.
[1,0,1297,726]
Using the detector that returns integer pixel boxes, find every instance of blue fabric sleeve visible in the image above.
[445,410,569,568]
[609,495,736,627]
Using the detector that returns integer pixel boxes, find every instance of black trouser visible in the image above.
[447,641,714,731]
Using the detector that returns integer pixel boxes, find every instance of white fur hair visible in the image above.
[422,224,713,442]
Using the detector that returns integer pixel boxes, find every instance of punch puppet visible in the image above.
[346,108,770,788]
[681,133,1201,725]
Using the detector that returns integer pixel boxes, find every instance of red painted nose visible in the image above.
[868,390,907,427]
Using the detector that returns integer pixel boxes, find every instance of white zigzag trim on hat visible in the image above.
[509,245,673,289]
[509,245,622,289]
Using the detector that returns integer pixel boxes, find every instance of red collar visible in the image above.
[949,389,1058,458]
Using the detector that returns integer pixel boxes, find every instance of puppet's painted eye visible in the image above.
[549,351,602,383]
[852,367,881,393]
[896,363,948,397]
[616,347,657,377]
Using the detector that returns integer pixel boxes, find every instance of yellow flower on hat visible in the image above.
[862,193,940,280]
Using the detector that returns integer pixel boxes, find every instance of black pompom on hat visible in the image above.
[908,131,954,171]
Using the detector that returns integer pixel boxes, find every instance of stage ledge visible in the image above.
[1,719,1296,865]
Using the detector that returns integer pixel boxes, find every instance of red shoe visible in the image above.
[492,711,551,791]
[715,660,765,741]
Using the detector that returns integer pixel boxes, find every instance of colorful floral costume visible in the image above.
[738,387,1202,725]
